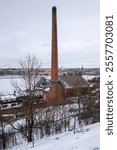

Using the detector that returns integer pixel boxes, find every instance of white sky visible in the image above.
[0,0,99,68]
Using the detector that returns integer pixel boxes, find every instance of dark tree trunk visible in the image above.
[27,113,34,142]
[2,124,6,149]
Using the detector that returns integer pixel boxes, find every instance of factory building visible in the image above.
[43,7,89,103]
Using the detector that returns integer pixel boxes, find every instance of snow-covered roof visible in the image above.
[36,75,89,90]
[44,87,50,92]
[36,77,50,87]
[0,95,16,101]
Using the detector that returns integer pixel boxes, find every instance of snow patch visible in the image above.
[12,123,100,150]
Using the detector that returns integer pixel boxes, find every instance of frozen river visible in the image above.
[0,76,21,94]
[0,75,99,95]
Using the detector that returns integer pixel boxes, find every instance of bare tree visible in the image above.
[11,54,42,142]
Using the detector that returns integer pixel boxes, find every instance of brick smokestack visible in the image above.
[43,7,65,102]
[51,6,58,80]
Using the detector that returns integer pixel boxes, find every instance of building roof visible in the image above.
[36,75,89,90]
[0,95,16,101]
[59,75,89,89]
[36,77,50,89]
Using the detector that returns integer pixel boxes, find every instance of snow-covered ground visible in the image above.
[12,123,100,150]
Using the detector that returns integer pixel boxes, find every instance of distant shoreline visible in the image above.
[0,75,22,79]
[0,74,100,80]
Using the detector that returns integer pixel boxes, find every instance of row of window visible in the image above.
[0,102,21,109]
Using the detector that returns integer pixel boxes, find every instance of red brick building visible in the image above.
[43,7,89,103]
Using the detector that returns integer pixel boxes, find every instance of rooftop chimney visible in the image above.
[51,6,58,81]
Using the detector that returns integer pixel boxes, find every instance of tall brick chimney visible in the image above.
[43,7,65,102]
[51,6,58,81]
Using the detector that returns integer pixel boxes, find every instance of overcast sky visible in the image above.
[0,0,99,68]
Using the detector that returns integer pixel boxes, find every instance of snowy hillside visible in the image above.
[12,123,100,150]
